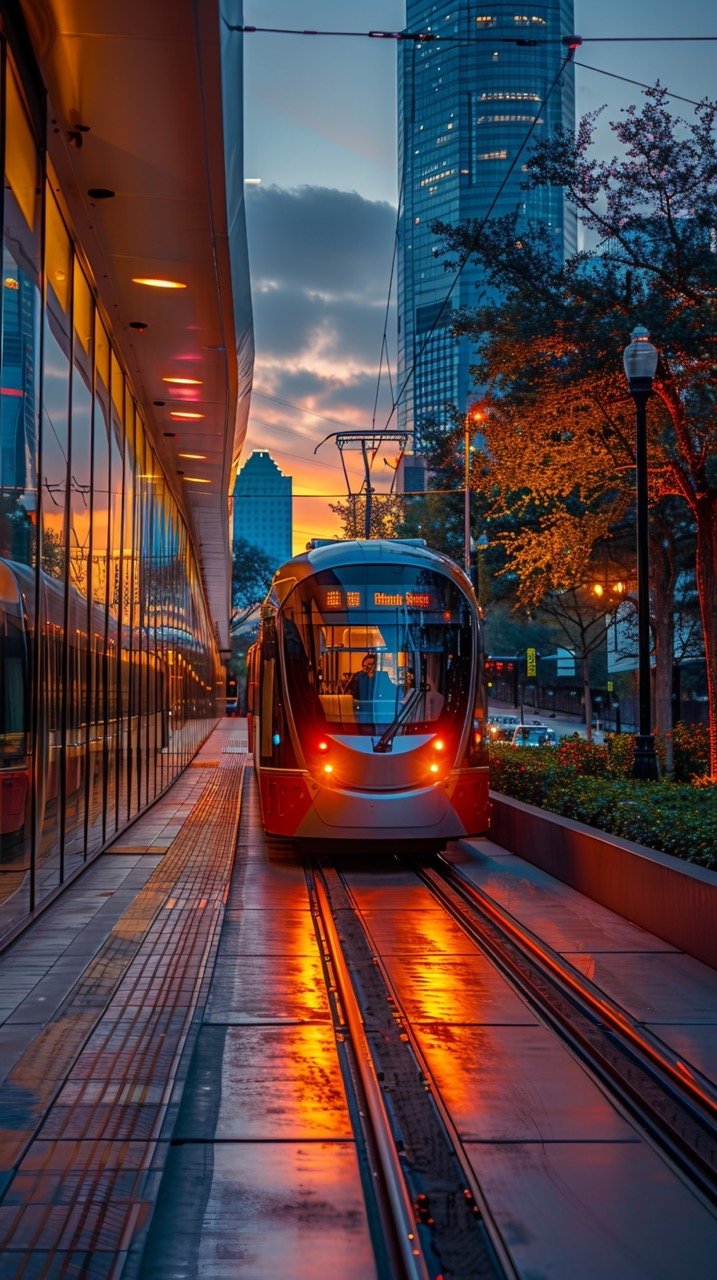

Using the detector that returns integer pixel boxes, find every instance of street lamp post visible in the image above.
[623,325,660,781]
[463,406,484,580]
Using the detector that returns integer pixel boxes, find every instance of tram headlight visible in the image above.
[432,737,446,752]
[317,739,330,753]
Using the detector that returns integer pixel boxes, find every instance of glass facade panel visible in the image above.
[88,313,111,858]
[0,43,223,949]
[0,63,41,934]
[65,262,93,871]
[39,186,72,890]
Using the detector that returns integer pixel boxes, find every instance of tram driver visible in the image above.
[350,653,395,724]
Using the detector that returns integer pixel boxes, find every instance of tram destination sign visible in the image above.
[321,589,434,610]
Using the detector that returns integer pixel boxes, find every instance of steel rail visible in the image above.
[309,867,432,1280]
[422,854,717,1206]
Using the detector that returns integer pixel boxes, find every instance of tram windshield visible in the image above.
[280,562,475,742]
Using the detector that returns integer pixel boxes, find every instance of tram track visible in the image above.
[419,850,717,1209]
[304,843,717,1279]
[306,858,516,1280]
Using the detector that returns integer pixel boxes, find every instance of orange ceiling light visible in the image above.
[162,376,203,385]
[183,476,211,484]
[178,452,207,460]
[170,411,205,420]
[132,277,187,289]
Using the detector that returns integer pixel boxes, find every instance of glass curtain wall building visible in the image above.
[232,451,293,571]
[398,0,577,449]
[0,5,251,946]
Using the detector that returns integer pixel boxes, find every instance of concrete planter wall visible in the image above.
[489,791,717,971]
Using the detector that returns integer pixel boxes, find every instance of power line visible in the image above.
[252,390,378,430]
[229,25,436,41]
[234,24,717,46]
[237,489,467,498]
[573,60,706,108]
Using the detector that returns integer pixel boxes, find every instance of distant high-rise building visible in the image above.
[398,1,577,451]
[232,450,292,569]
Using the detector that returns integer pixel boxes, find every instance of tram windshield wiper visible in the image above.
[373,685,423,753]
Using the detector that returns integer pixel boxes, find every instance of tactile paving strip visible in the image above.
[0,751,247,1278]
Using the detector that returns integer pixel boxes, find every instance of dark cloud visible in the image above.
[247,184,396,297]
[252,282,388,365]
[246,184,399,461]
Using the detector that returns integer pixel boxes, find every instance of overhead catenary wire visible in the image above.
[572,60,706,108]
[232,24,717,45]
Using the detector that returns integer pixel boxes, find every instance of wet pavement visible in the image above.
[0,718,715,1278]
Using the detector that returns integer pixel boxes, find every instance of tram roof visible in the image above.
[19,0,253,652]
[268,539,474,605]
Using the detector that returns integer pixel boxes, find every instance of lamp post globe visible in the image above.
[623,325,660,781]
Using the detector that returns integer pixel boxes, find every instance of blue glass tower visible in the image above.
[398,1,577,448]
[232,450,293,571]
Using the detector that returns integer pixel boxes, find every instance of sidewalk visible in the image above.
[0,720,248,1278]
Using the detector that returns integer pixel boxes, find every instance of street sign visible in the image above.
[526,647,537,678]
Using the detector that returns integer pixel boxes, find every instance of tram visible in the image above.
[247,539,490,849]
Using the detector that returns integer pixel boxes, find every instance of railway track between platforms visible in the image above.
[306,845,717,1280]
[307,860,516,1280]
[425,852,717,1209]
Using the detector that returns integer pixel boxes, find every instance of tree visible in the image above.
[329,491,403,542]
[435,88,717,777]
[231,538,275,628]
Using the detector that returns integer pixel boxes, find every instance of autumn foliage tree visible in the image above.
[435,87,717,778]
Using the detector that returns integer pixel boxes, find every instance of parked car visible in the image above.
[487,713,521,741]
[510,724,557,748]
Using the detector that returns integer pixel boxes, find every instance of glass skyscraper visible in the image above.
[398,1,577,449]
[232,451,293,571]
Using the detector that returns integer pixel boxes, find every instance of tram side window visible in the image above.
[259,618,295,766]
[282,612,324,727]
[1,618,28,756]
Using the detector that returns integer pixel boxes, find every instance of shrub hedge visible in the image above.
[489,735,716,870]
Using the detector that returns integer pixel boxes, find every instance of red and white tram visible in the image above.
[247,539,490,850]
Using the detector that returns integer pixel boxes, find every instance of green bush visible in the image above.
[669,722,710,782]
[489,743,717,869]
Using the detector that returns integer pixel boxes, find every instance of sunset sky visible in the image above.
[241,1,716,553]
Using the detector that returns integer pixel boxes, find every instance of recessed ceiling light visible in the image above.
[88,188,115,199]
[129,321,147,330]
[163,432,176,438]
[178,452,207,460]
[170,411,205,420]
[183,476,211,484]
[162,376,202,385]
[133,277,187,289]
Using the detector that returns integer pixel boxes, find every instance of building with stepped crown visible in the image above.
[232,450,293,571]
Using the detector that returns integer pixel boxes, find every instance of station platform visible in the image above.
[0,721,250,1278]
[0,719,715,1278]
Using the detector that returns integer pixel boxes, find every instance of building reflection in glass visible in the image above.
[0,48,221,946]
